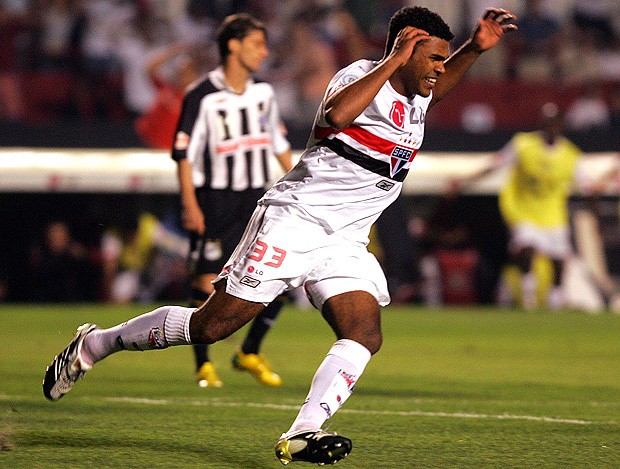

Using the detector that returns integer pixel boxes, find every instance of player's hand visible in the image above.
[471,8,517,53]
[389,26,430,66]
[182,203,205,235]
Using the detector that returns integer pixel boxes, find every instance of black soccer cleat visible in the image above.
[43,323,97,401]
[275,429,352,465]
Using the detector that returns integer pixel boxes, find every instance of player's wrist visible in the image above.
[382,49,410,69]
[463,38,485,55]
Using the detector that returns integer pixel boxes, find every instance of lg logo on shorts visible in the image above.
[240,276,261,288]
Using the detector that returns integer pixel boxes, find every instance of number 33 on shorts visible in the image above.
[248,240,287,268]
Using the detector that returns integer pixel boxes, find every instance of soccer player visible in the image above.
[173,14,292,388]
[454,103,586,309]
[43,6,516,465]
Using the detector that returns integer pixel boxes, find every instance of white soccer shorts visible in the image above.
[509,222,572,260]
[217,204,390,310]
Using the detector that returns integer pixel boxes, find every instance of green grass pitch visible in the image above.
[0,304,618,468]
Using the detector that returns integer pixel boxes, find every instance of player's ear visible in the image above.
[228,38,241,55]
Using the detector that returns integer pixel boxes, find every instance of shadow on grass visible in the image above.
[18,430,275,468]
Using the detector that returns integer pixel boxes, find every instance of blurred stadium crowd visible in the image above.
[0,0,619,308]
[0,0,619,148]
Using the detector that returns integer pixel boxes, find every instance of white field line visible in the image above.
[1,394,616,426]
[101,397,609,426]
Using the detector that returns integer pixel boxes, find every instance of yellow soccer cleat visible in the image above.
[232,350,282,386]
[196,362,223,388]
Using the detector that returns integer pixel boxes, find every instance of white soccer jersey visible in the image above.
[261,60,431,240]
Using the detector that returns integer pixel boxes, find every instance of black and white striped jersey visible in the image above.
[171,66,290,191]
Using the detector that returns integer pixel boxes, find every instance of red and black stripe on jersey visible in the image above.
[313,122,418,182]
[319,136,415,182]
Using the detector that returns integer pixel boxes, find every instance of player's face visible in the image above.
[237,29,269,73]
[402,36,449,97]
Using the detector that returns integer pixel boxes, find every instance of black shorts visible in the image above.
[188,188,264,276]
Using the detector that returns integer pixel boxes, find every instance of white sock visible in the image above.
[81,306,194,366]
[547,286,565,310]
[285,339,371,436]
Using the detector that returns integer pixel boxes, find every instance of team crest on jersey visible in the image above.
[390,101,406,128]
[390,146,415,177]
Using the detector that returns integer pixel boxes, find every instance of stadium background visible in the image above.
[0,0,618,304]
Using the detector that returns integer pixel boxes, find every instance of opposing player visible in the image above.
[173,14,292,388]
[43,6,516,465]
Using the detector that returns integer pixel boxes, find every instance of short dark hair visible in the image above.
[385,6,454,57]
[216,13,267,63]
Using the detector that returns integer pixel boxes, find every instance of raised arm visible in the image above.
[146,42,190,79]
[324,27,430,130]
[429,8,517,110]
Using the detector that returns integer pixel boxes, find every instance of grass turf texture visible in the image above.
[0,304,618,468]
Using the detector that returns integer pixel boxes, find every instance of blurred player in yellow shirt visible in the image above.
[456,103,586,309]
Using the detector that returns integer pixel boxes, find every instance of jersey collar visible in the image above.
[211,66,254,94]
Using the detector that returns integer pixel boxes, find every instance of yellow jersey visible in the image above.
[498,131,581,227]
[119,213,158,271]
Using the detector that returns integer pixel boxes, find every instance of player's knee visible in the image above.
[188,305,228,345]
[361,330,383,355]
[342,324,382,353]
[354,308,383,354]
[189,287,265,345]
[188,323,222,345]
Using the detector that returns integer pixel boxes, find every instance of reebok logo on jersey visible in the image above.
[376,180,395,191]
[240,276,261,288]
[390,146,415,177]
